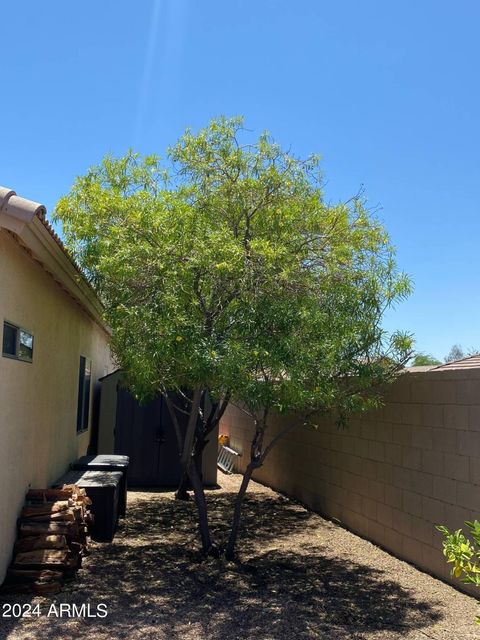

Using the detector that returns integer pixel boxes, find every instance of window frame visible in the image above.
[2,320,34,363]
[76,355,92,435]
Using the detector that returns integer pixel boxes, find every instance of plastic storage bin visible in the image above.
[53,469,122,542]
[70,454,129,518]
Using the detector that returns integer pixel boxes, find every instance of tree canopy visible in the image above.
[411,353,441,366]
[57,117,411,412]
[444,344,479,363]
[55,116,413,556]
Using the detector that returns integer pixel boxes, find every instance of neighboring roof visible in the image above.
[432,354,480,371]
[0,185,108,331]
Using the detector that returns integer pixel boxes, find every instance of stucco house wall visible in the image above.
[0,193,114,583]
[222,367,480,595]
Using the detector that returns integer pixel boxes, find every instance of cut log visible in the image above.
[6,482,92,594]
[20,510,76,523]
[6,568,63,583]
[27,488,74,501]
[62,484,92,505]
[13,550,70,567]
[26,486,91,505]
[33,580,63,595]
[15,535,68,552]
[19,521,80,539]
[21,501,70,517]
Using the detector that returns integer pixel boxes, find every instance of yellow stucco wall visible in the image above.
[0,230,113,582]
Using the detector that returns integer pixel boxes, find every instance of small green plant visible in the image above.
[437,520,480,624]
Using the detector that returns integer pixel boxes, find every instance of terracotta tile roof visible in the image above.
[35,211,106,317]
[432,354,480,371]
[0,185,82,277]
[36,209,85,277]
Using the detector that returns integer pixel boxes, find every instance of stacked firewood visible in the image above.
[2,485,92,595]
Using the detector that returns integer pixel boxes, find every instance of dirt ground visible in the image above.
[0,473,478,640]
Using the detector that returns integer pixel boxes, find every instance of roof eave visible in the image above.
[0,185,109,332]
[25,217,106,325]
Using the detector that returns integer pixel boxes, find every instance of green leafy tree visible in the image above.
[445,344,465,363]
[437,521,480,624]
[55,116,413,557]
[411,353,441,366]
[444,345,479,363]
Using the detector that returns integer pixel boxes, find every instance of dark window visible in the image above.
[2,323,17,356]
[76,356,92,433]
[2,321,33,362]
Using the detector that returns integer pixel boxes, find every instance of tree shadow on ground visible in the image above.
[0,486,444,640]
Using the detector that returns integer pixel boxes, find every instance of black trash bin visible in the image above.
[53,469,122,542]
[71,454,129,518]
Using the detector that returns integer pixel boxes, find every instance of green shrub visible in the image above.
[437,520,480,624]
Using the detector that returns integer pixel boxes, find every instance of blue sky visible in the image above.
[2,1,479,361]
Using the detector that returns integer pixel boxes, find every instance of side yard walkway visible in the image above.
[1,474,478,640]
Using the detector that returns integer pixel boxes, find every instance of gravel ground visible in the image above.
[0,473,478,640]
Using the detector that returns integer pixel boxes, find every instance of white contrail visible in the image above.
[132,0,189,148]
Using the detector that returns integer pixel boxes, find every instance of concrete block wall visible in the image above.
[221,369,480,593]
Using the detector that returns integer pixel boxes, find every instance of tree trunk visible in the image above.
[175,393,229,500]
[175,438,207,500]
[165,392,191,500]
[171,391,231,550]
[225,461,257,560]
[225,411,268,559]
[183,391,215,554]
[224,410,310,560]
[180,389,202,471]
[188,459,217,556]
[175,426,208,500]
[175,471,190,501]
[165,388,215,552]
